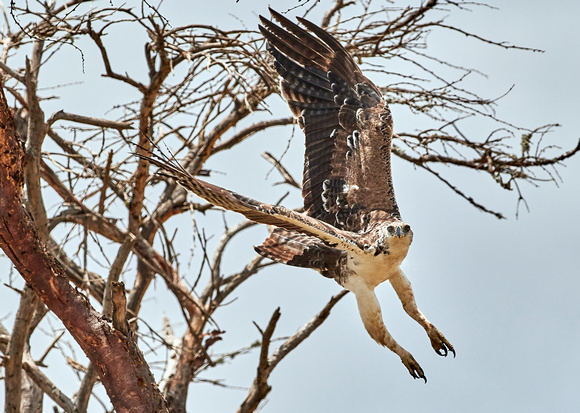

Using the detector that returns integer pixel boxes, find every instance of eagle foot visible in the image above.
[400,352,426,383]
[428,327,455,358]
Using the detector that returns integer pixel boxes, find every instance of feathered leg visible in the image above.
[389,269,455,357]
[342,276,426,382]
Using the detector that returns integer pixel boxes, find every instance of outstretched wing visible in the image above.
[259,9,400,232]
[254,228,345,279]
[141,154,360,252]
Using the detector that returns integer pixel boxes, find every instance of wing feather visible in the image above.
[260,9,400,231]
[255,228,345,279]
[141,154,360,251]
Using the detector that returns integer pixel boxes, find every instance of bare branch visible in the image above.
[22,352,75,413]
[1,324,74,413]
[111,281,129,336]
[102,237,135,318]
[98,150,114,215]
[46,110,134,130]
[87,23,147,93]
[262,151,301,189]
[24,41,49,242]
[74,364,98,412]
[321,0,356,29]
[236,308,281,413]
[211,117,294,155]
[0,81,170,412]
[0,60,25,82]
[268,290,348,371]
[4,287,41,413]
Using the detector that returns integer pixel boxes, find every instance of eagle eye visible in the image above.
[402,224,411,233]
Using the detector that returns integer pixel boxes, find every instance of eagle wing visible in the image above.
[254,228,345,279]
[259,9,400,233]
[142,154,359,252]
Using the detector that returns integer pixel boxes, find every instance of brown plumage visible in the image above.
[255,228,346,279]
[259,8,399,232]
[142,9,454,382]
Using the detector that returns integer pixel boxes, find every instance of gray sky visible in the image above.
[1,1,579,411]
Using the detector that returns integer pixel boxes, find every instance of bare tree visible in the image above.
[0,1,578,412]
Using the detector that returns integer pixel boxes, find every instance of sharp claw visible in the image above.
[413,371,427,383]
[414,371,427,383]
[429,327,455,358]
[401,353,427,383]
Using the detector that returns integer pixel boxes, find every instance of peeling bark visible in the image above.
[0,81,169,413]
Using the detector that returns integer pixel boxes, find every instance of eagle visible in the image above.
[143,8,454,381]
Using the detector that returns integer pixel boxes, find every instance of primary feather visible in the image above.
[142,9,454,381]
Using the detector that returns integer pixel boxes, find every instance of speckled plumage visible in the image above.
[259,9,399,231]
[143,9,454,381]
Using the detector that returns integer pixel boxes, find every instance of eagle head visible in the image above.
[385,222,412,239]
[372,221,413,256]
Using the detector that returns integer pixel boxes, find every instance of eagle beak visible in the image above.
[395,226,402,237]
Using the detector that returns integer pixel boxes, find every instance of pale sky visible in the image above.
[185,2,580,411]
[1,1,579,412]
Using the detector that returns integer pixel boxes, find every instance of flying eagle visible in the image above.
[143,8,454,381]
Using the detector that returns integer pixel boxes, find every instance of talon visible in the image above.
[401,353,427,383]
[429,327,455,358]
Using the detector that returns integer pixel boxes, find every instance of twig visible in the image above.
[35,330,65,367]
[261,151,301,189]
[211,117,294,155]
[236,308,281,413]
[98,150,113,215]
[268,290,348,371]
[46,110,134,130]
[22,352,75,413]
[74,363,98,412]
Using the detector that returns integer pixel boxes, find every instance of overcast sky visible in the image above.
[1,1,579,412]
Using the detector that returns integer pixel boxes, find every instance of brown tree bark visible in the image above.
[0,80,169,413]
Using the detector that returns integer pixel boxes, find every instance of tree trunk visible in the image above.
[0,80,170,413]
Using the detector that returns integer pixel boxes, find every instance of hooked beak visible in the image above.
[395,226,402,237]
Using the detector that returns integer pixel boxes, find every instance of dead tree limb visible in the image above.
[0,81,170,413]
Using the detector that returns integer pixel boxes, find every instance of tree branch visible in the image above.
[211,117,294,155]
[0,80,170,413]
[262,151,301,189]
[236,308,281,413]
[268,290,348,371]
[46,110,134,130]
[22,352,75,413]
[4,287,40,413]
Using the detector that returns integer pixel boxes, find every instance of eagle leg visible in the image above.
[389,269,455,358]
[343,276,427,382]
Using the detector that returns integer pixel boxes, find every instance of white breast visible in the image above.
[343,237,411,288]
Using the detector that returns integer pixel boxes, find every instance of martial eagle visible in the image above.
[143,8,454,381]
